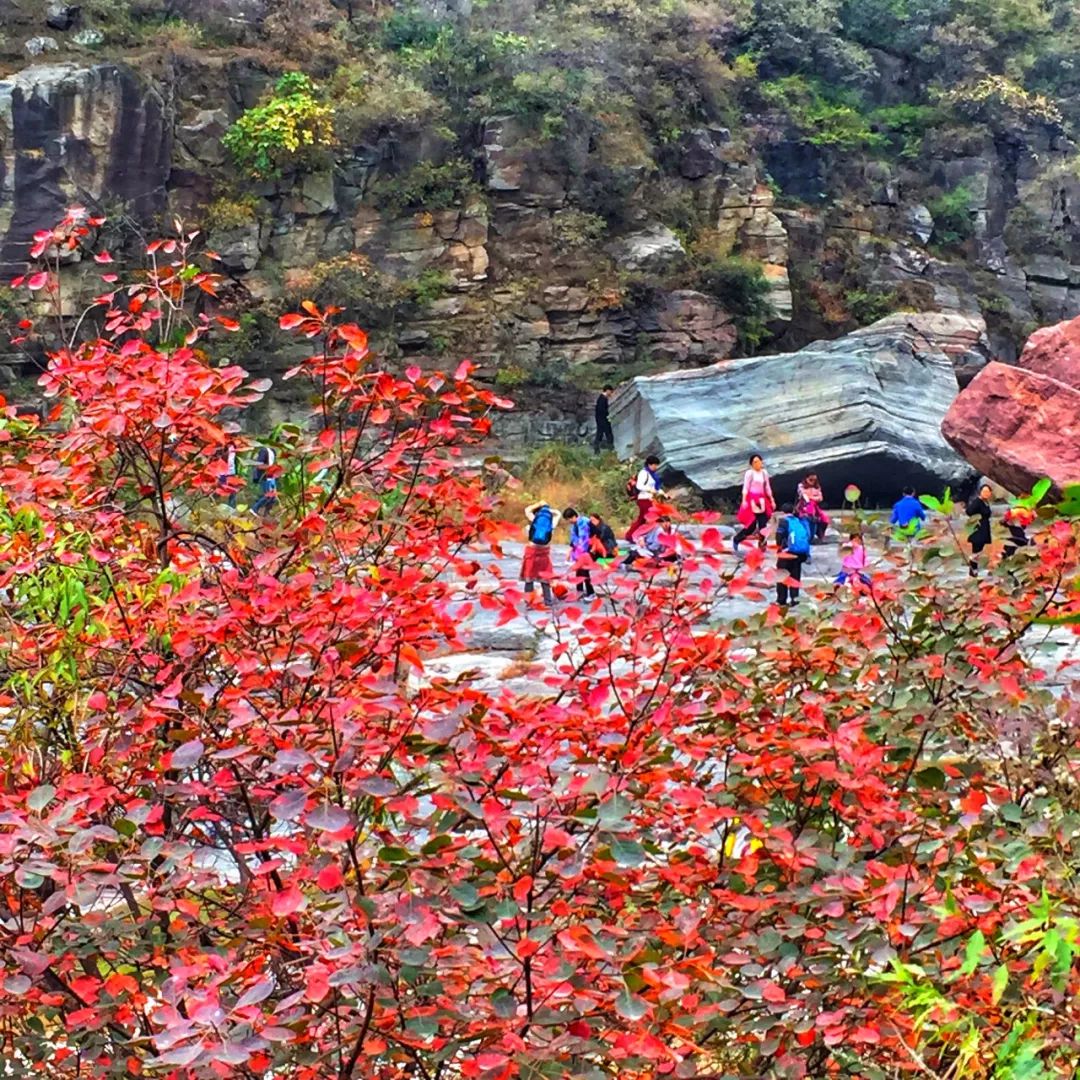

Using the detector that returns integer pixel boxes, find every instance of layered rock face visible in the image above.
[942,316,1080,494]
[0,63,170,274]
[612,313,975,503]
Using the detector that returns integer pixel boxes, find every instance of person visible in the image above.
[835,531,870,589]
[774,503,811,607]
[251,445,278,516]
[564,506,595,597]
[218,441,239,508]
[640,515,680,565]
[890,487,926,532]
[1003,505,1034,559]
[966,482,993,577]
[588,512,619,564]
[626,454,663,546]
[593,385,614,453]
[521,501,562,605]
[733,453,775,553]
[795,472,829,542]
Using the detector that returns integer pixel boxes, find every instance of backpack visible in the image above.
[625,474,639,500]
[528,506,554,545]
[785,515,811,557]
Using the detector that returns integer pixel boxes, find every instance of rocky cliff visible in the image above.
[0,0,1076,450]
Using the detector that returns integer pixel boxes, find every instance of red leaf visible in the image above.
[279,313,305,330]
[27,272,49,291]
[270,885,306,917]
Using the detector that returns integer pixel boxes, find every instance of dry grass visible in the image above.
[495,444,633,530]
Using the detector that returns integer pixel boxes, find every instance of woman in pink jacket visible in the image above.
[733,453,775,552]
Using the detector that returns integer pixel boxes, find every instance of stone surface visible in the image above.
[45,4,79,30]
[941,363,1080,495]
[25,37,60,56]
[0,63,171,274]
[612,314,973,502]
[942,314,1080,494]
[605,224,686,273]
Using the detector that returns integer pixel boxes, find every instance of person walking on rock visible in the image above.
[564,506,595,597]
[593,385,614,453]
[775,503,811,607]
[251,444,278,517]
[626,454,663,546]
[521,501,561,605]
[795,472,829,542]
[733,453,775,553]
[966,482,993,577]
[890,487,926,533]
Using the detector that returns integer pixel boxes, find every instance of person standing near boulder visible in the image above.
[593,385,614,453]
[564,506,595,597]
[774,503,811,607]
[521,501,562,605]
[733,453,775,553]
[795,472,829,542]
[966,482,993,577]
[626,454,663,546]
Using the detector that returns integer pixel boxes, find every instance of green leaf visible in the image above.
[377,845,411,863]
[449,883,482,910]
[914,766,946,790]
[598,793,631,830]
[27,785,56,813]
[991,963,1008,1004]
[1031,477,1052,505]
[491,989,517,1019]
[920,494,942,512]
[609,838,645,868]
[614,988,649,1020]
[960,929,986,976]
[1000,802,1023,823]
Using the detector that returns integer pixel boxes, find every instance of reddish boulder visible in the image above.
[942,313,1080,494]
[1017,317,1080,386]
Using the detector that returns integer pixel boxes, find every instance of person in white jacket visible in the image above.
[626,454,663,544]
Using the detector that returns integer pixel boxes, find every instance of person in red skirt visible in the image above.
[521,501,562,605]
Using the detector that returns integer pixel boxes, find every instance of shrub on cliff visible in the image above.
[695,255,775,351]
[223,72,336,181]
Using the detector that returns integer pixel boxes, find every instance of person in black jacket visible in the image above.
[593,385,614,453]
[966,482,993,577]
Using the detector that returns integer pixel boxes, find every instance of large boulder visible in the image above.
[611,313,973,503]
[941,315,1080,494]
[0,63,171,274]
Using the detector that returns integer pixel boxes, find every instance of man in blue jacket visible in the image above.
[890,487,926,532]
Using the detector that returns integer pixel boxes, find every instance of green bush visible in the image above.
[370,158,476,215]
[552,209,608,250]
[928,184,976,247]
[329,57,447,141]
[223,73,335,180]
[759,76,883,151]
[845,287,898,325]
[695,257,775,352]
[868,103,941,159]
[203,194,261,233]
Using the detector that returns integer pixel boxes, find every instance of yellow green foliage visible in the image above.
[223,73,336,180]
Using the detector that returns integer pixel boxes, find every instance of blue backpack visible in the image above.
[786,515,811,557]
[528,506,554,545]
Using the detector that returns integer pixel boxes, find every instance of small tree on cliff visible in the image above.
[1,211,1080,1078]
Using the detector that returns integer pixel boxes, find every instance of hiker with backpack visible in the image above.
[626,454,663,546]
[733,453,775,554]
[795,472,829,542]
[564,506,595,597]
[521,501,562,605]
[774,502,811,607]
[251,444,278,516]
